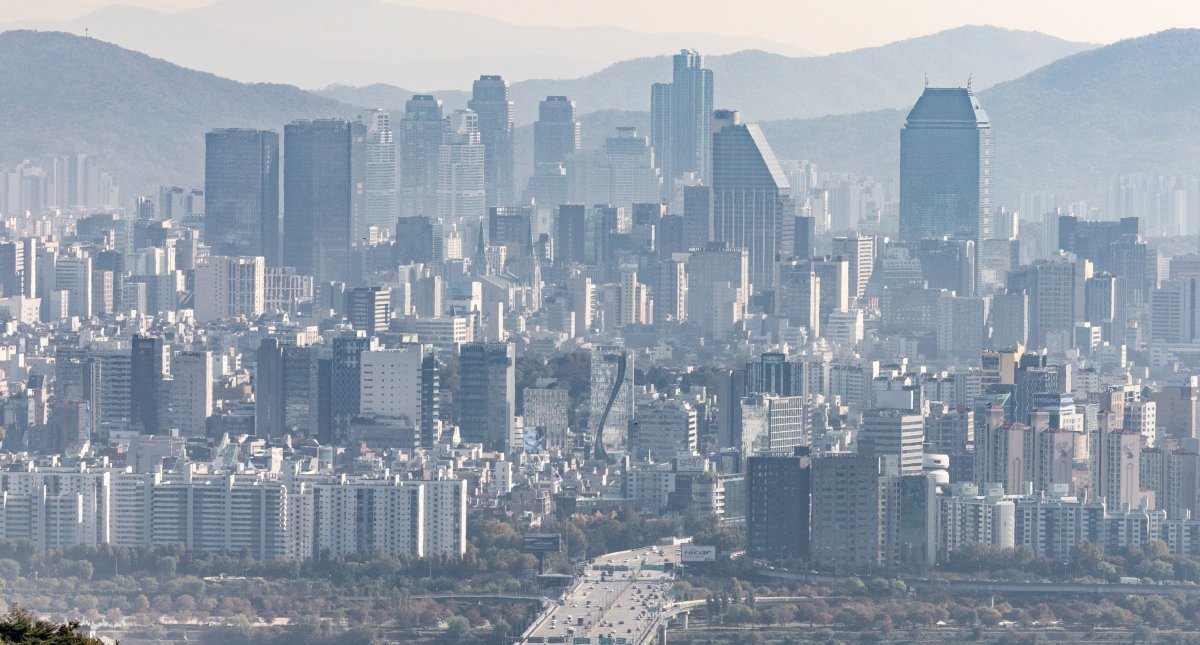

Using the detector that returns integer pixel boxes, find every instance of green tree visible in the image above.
[0,606,105,644]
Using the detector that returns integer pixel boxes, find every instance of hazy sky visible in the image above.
[9,0,1200,53]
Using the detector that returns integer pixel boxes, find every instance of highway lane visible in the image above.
[518,543,680,644]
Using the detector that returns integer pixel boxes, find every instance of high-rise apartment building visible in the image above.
[746,454,810,561]
[204,129,280,263]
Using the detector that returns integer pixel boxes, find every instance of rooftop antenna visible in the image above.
[967,74,973,91]
[924,73,929,88]
[84,28,89,38]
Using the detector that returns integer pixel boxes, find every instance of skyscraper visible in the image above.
[899,86,993,244]
[283,119,366,284]
[651,49,714,191]
[399,95,444,218]
[437,110,486,227]
[131,335,166,435]
[204,129,280,263]
[360,109,397,232]
[458,342,515,452]
[746,454,810,561]
[534,96,580,168]
[711,116,795,291]
[469,76,515,208]
[589,344,635,455]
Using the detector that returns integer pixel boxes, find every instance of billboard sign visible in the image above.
[680,544,717,562]
[523,533,562,553]
[675,455,706,472]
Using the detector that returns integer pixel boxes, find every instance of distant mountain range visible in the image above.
[319,25,1094,125]
[2,0,808,90]
[0,27,1195,207]
[761,28,1200,204]
[0,30,358,200]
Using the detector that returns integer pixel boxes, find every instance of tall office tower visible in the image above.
[55,254,92,319]
[555,204,587,265]
[711,117,795,290]
[437,110,486,227]
[589,344,635,454]
[599,127,663,206]
[723,351,810,449]
[1007,253,1093,348]
[793,215,815,260]
[746,454,811,561]
[776,259,821,334]
[469,76,515,208]
[682,185,712,250]
[358,345,429,426]
[859,409,925,475]
[254,339,320,438]
[899,86,993,244]
[488,206,533,260]
[171,351,212,438]
[283,119,366,284]
[458,342,515,451]
[916,238,976,297]
[1084,272,1117,339]
[399,95,444,218]
[936,293,988,360]
[419,351,440,447]
[345,286,391,334]
[810,453,900,568]
[395,215,435,264]
[654,257,687,326]
[204,129,280,263]
[194,256,265,323]
[1149,277,1200,344]
[988,289,1029,348]
[0,240,27,297]
[809,257,850,329]
[1152,377,1200,440]
[534,96,580,168]
[832,235,875,301]
[131,335,166,435]
[330,334,371,443]
[650,49,714,190]
[360,109,397,232]
[739,393,807,455]
[686,243,748,340]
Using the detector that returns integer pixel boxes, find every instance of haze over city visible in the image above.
[2,2,1200,644]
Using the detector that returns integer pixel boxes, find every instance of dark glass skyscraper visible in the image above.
[469,75,515,208]
[899,86,993,244]
[399,95,444,219]
[534,95,580,168]
[130,334,165,435]
[283,119,365,285]
[204,129,279,263]
[711,117,795,290]
[651,49,713,191]
[458,342,515,452]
